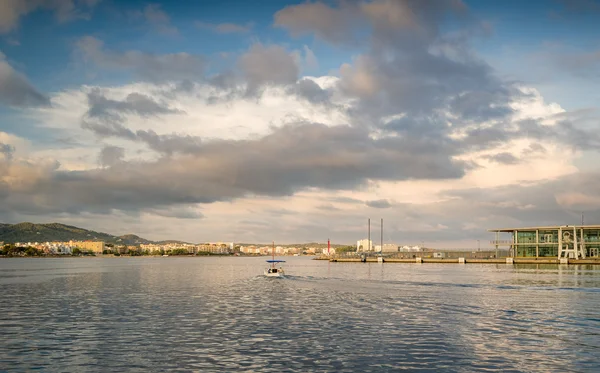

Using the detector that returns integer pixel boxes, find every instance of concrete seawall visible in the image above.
[324,257,600,265]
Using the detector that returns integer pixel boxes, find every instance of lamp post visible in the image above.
[477,240,480,251]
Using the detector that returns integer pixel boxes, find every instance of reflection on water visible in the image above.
[1,257,599,372]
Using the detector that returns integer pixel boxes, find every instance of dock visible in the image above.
[321,257,600,265]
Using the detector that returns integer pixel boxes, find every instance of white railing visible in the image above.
[490,240,512,245]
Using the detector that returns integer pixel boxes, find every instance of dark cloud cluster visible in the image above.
[276,0,517,145]
[2,121,471,216]
[81,90,200,155]
[86,89,184,119]
[0,52,50,107]
[288,78,332,104]
[0,142,15,160]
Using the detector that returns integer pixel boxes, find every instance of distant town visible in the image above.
[0,238,428,257]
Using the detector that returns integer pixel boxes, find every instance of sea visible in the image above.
[1,257,599,372]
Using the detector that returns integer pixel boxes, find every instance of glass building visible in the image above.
[489,225,600,259]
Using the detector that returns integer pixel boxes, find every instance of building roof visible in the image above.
[488,225,600,232]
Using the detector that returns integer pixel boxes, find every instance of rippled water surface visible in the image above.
[1,257,599,372]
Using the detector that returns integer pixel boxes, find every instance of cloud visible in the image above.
[4,0,600,245]
[0,0,100,34]
[79,89,201,155]
[483,152,520,165]
[288,78,331,104]
[275,0,469,46]
[0,121,472,216]
[0,51,50,107]
[277,0,503,125]
[82,121,204,156]
[195,21,253,34]
[556,49,600,79]
[238,43,300,91]
[131,3,178,36]
[98,145,124,167]
[75,36,206,82]
[274,1,362,44]
[365,199,392,208]
[10,64,598,229]
[146,206,204,219]
[86,89,184,119]
[0,142,15,160]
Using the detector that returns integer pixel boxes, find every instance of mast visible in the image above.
[381,218,383,256]
[328,238,330,256]
[368,218,371,252]
[272,241,275,268]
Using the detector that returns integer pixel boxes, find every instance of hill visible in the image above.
[0,222,350,247]
[0,222,158,245]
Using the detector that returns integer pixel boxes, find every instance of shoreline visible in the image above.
[0,254,318,259]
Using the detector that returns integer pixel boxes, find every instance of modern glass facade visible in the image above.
[490,226,600,258]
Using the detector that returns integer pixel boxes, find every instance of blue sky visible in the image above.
[2,0,599,102]
[1,0,600,245]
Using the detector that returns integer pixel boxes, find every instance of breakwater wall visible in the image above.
[320,257,600,265]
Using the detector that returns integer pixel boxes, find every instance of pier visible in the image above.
[320,257,600,265]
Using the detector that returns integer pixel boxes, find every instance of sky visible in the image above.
[1,0,600,248]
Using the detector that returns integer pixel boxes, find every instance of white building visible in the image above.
[399,245,422,252]
[356,239,373,252]
[382,244,399,252]
[322,247,336,256]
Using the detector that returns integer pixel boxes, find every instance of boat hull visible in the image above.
[264,269,285,277]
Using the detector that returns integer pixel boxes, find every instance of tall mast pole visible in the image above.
[368,218,371,252]
[328,238,330,256]
[381,218,383,255]
[272,241,275,268]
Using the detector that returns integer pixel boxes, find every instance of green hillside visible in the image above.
[0,222,150,245]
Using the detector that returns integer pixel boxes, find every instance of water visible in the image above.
[1,257,599,372]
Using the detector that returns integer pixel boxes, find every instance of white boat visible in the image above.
[264,241,286,277]
[264,264,285,277]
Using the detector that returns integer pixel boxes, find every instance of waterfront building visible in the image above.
[356,239,373,251]
[399,245,422,252]
[70,240,105,253]
[489,225,600,259]
[381,243,399,252]
[197,243,232,254]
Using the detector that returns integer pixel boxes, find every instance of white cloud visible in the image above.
[5,72,591,246]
